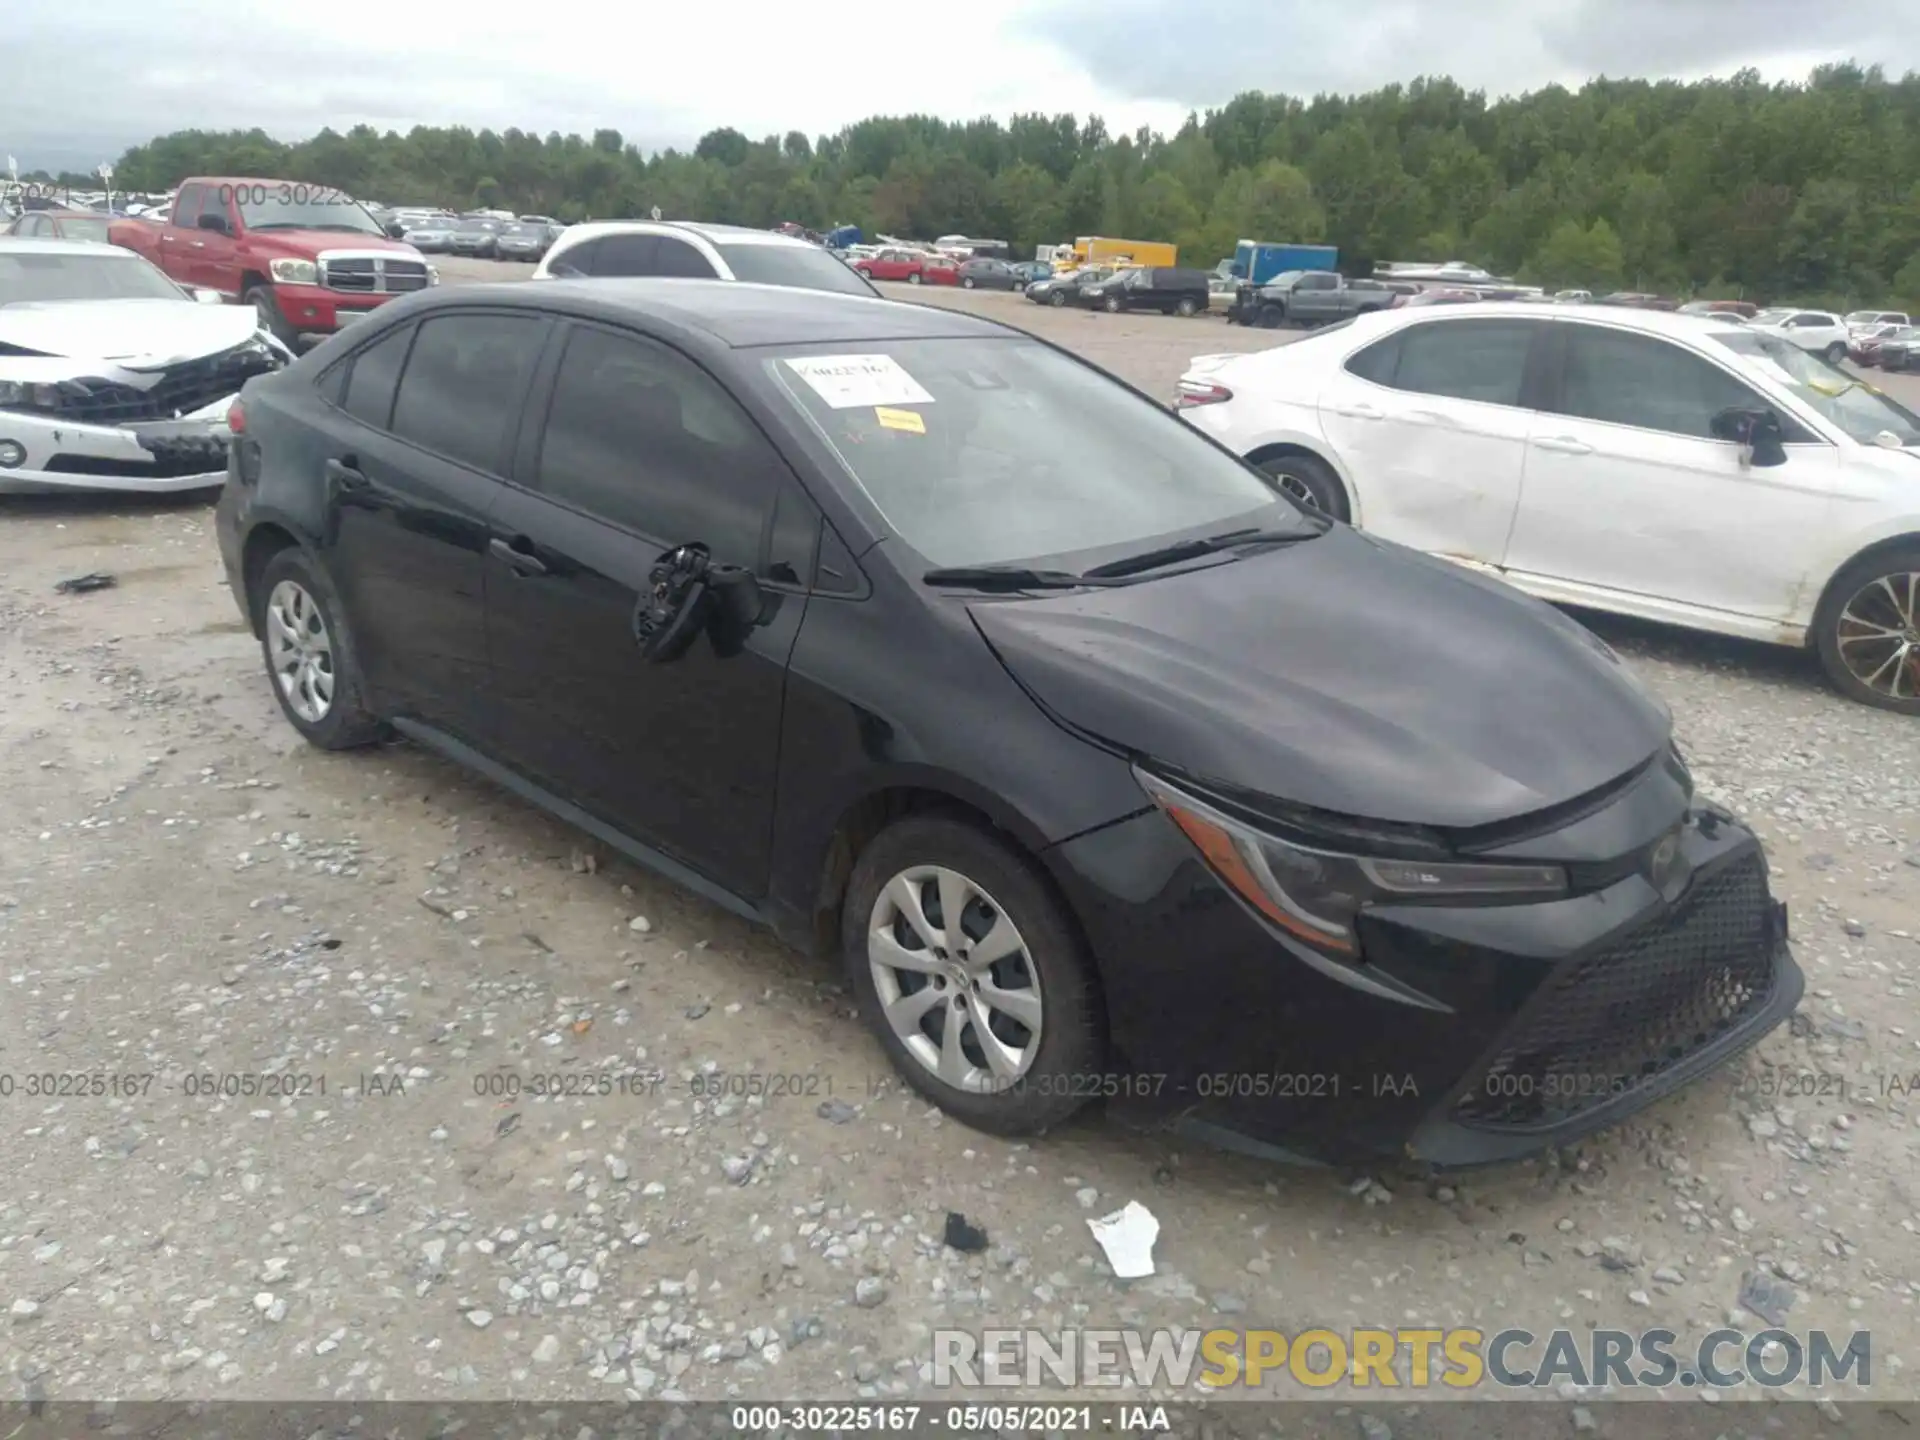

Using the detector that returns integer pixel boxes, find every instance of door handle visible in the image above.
[324,457,370,491]
[1402,408,1457,427]
[1534,436,1594,455]
[1328,401,1383,419]
[489,536,548,576]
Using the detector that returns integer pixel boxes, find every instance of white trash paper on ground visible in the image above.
[1086,1200,1160,1278]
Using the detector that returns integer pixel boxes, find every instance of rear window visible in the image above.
[716,243,877,297]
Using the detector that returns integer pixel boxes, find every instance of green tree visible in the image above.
[1529,217,1625,289]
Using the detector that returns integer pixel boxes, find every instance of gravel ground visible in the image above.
[1,260,1916,1423]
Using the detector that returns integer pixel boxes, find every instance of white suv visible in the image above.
[1175,303,1920,712]
[1749,309,1849,362]
[531,220,878,298]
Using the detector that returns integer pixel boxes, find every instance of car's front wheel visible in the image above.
[962,277,975,288]
[1825,341,1848,364]
[1048,290,1068,307]
[844,815,1104,1135]
[255,549,386,748]
[1815,547,1920,714]
[907,272,923,285]
[245,286,298,346]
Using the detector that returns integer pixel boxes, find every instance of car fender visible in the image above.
[1802,511,1920,631]
[1180,389,1365,526]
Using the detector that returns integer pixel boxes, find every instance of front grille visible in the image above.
[47,436,228,480]
[319,256,431,294]
[53,343,281,425]
[1455,852,1777,1129]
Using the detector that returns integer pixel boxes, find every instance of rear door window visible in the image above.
[1357,319,1540,407]
[653,237,717,277]
[548,238,599,277]
[389,313,547,472]
[340,325,415,430]
[590,234,659,276]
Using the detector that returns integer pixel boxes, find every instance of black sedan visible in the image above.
[215,280,1801,1166]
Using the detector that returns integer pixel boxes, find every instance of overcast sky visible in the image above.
[8,0,1918,173]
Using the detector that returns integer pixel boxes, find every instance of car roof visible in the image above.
[548,219,821,251]
[406,277,1013,349]
[0,235,140,257]
[1377,298,1750,342]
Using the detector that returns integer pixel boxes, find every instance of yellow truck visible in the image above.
[1070,236,1177,269]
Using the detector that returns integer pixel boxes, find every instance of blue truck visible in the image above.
[1221,241,1339,323]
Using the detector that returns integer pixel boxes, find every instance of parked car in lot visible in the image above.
[1177,304,1920,712]
[1235,270,1398,328]
[0,238,284,494]
[1077,265,1211,316]
[1877,326,1918,372]
[107,176,433,349]
[400,219,456,253]
[450,217,504,258]
[850,247,942,285]
[1403,287,1483,307]
[1848,323,1906,366]
[493,221,553,263]
[533,221,878,297]
[214,279,1802,1162]
[1749,308,1850,362]
[1025,265,1120,307]
[957,257,1022,290]
[1010,260,1053,286]
[1846,309,1910,332]
[7,209,115,243]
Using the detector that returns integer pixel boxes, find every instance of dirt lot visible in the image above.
[2,259,1917,1425]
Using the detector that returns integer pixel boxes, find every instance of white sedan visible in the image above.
[1176,302,1920,713]
[0,237,286,494]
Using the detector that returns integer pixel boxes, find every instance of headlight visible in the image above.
[1135,767,1567,958]
[269,258,319,285]
[0,379,69,413]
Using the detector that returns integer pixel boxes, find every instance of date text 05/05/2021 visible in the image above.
[730,1405,1173,1434]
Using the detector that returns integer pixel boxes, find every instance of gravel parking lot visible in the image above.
[1,256,1916,1422]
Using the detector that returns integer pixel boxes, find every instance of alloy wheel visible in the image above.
[867,865,1043,1092]
[1263,463,1322,511]
[266,578,336,723]
[1835,571,1920,701]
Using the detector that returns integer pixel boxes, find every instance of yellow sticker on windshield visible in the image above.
[1806,378,1847,396]
[875,406,926,434]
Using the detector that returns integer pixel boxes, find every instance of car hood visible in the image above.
[969,526,1672,830]
[247,230,419,255]
[0,299,262,366]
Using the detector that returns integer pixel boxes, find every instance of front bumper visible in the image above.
[270,282,401,337]
[1049,798,1801,1167]
[0,400,235,495]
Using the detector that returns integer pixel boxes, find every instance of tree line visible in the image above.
[27,63,1920,307]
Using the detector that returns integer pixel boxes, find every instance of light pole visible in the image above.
[98,163,115,214]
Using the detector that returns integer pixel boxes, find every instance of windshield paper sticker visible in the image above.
[874,406,926,434]
[785,354,935,409]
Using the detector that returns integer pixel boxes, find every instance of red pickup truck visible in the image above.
[108,177,435,348]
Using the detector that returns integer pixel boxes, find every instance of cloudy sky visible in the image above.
[8,0,1918,172]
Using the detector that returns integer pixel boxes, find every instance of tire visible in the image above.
[907,272,923,285]
[1048,290,1068,307]
[1174,295,1199,317]
[1813,545,1920,714]
[843,814,1104,1135]
[962,277,975,289]
[1256,304,1285,329]
[1824,341,1847,364]
[1255,450,1350,521]
[1103,295,1121,313]
[245,286,298,346]
[854,267,873,280]
[254,548,386,749]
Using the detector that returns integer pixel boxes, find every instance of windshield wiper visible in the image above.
[1080,526,1310,579]
[921,565,1102,591]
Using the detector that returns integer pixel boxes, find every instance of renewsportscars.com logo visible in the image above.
[932,1327,1873,1392]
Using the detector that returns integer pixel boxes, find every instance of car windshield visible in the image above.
[0,249,185,305]
[239,193,383,235]
[459,219,500,233]
[502,224,542,237]
[1715,330,1920,446]
[763,337,1313,571]
[1844,311,1892,325]
[714,242,876,296]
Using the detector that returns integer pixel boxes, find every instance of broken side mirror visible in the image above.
[1710,406,1788,469]
[631,544,767,664]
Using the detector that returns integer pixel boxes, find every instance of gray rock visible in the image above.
[1358,1416,1393,1440]
[1571,1407,1597,1432]
[721,1156,753,1185]
[854,1277,888,1308]
[818,1099,858,1124]
[465,1308,494,1329]
[606,1155,630,1182]
[10,1299,41,1321]
[533,1334,561,1365]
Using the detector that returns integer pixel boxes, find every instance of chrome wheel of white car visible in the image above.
[1834,569,1920,704]
[266,579,335,723]
[867,864,1043,1092]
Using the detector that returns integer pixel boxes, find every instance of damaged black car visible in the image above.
[215,279,1802,1166]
